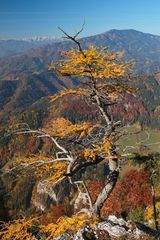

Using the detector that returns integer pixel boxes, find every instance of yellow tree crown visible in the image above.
[49,45,130,80]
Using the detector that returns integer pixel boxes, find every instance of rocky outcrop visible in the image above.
[54,215,160,240]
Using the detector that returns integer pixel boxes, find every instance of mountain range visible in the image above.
[0,29,160,129]
[0,37,63,59]
[2,29,160,77]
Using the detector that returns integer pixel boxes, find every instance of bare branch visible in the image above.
[12,128,73,161]
[58,25,86,55]
[73,21,85,39]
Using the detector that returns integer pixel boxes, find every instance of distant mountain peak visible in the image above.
[0,36,64,59]
[102,29,159,38]
[22,36,63,42]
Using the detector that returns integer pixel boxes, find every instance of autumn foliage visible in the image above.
[87,180,104,202]
[49,45,130,79]
[41,213,98,239]
[43,117,93,139]
[0,28,141,239]
[87,169,152,219]
[145,202,160,226]
[0,218,38,240]
[40,204,64,225]
[104,169,152,217]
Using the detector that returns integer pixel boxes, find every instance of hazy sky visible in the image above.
[1,0,160,39]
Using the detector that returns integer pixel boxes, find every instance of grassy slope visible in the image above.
[117,124,160,154]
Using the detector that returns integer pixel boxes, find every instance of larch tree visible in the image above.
[3,26,133,221]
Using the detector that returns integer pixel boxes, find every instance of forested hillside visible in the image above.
[0,29,160,239]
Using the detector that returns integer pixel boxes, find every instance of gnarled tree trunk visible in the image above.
[93,157,119,217]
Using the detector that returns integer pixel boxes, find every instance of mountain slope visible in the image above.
[0,37,63,59]
[0,71,159,129]
[0,30,160,129]
[0,29,160,131]
[1,29,160,80]
[0,71,79,126]
[82,29,160,74]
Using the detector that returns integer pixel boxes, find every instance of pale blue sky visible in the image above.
[1,0,160,39]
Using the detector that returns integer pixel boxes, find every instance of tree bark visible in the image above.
[93,158,119,217]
